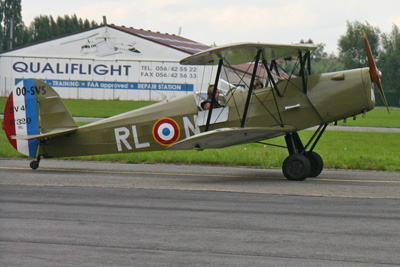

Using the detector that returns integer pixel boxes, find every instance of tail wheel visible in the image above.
[29,155,41,170]
[306,151,323,177]
[30,160,39,170]
[282,154,311,181]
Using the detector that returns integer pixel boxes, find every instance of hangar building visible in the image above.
[0,24,220,101]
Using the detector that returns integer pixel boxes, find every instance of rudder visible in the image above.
[2,79,77,158]
[3,79,40,157]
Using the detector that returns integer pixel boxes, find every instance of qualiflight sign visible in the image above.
[152,118,181,146]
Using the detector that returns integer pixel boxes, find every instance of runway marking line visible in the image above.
[1,166,281,180]
[309,177,400,183]
[2,166,400,184]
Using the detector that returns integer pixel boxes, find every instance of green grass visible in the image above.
[62,99,155,117]
[1,122,399,171]
[68,131,400,171]
[0,97,155,118]
[335,108,399,128]
[1,97,399,171]
[1,97,397,126]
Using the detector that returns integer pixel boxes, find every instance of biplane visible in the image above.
[2,33,387,181]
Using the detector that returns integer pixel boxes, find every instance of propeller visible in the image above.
[363,32,389,112]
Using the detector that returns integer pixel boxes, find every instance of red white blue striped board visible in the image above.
[3,79,39,158]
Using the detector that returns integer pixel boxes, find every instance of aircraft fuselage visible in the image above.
[38,67,374,158]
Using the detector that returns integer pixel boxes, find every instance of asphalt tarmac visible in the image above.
[1,159,400,266]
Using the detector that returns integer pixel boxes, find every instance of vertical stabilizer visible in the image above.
[2,79,77,157]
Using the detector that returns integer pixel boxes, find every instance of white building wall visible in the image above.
[0,26,216,101]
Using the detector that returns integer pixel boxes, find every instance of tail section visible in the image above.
[2,79,77,158]
[3,79,40,157]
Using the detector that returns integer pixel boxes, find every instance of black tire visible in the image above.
[30,160,39,170]
[282,154,311,181]
[306,151,323,177]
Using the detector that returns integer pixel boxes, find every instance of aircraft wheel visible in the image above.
[30,160,39,170]
[282,154,311,181]
[306,151,323,177]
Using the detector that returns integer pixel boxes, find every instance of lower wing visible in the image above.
[167,126,296,150]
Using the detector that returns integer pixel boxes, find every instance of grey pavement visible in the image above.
[1,159,400,266]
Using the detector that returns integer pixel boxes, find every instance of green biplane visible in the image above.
[2,34,387,181]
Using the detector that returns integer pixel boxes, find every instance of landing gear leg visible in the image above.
[30,155,41,170]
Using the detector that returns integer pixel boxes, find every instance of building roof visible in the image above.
[1,23,288,79]
[109,24,210,55]
[0,23,211,56]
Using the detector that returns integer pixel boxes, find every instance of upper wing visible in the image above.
[167,126,296,151]
[180,42,318,65]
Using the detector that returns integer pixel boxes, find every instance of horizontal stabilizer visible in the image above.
[180,42,317,65]
[11,127,77,140]
[167,126,296,151]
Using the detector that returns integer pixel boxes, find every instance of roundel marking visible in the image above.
[152,118,180,146]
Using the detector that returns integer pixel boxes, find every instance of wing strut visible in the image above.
[298,51,311,94]
[205,58,224,132]
[270,60,280,78]
[262,59,282,97]
[241,49,262,128]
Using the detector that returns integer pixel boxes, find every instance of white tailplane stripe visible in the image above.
[13,79,39,157]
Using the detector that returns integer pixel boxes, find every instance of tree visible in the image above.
[31,15,52,42]
[56,15,66,35]
[300,38,328,59]
[297,39,344,74]
[13,15,29,47]
[0,8,100,51]
[0,0,23,50]
[29,14,99,43]
[378,24,400,92]
[338,21,380,69]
